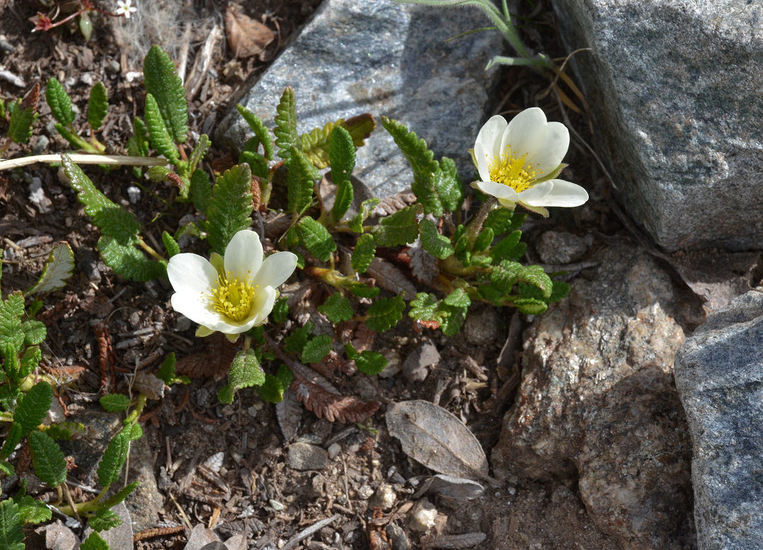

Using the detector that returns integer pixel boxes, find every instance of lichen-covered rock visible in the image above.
[550,0,762,251]
[216,0,503,198]
[492,243,696,548]
[675,290,763,550]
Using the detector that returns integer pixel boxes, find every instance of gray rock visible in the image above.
[402,340,440,383]
[59,410,121,485]
[287,442,329,470]
[217,0,503,198]
[83,502,133,550]
[674,289,763,550]
[535,230,590,265]
[550,0,762,251]
[463,306,501,346]
[492,243,696,548]
[125,430,164,531]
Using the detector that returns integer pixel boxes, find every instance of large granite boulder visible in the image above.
[550,0,762,251]
[217,0,503,198]
[675,290,763,550]
[492,243,698,548]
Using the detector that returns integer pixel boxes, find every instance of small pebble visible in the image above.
[463,306,500,346]
[127,185,141,204]
[32,134,49,155]
[286,442,329,471]
[80,72,94,86]
[28,178,53,214]
[268,499,285,511]
[369,483,397,510]
[357,484,374,500]
[386,524,410,550]
[402,341,440,383]
[327,442,341,460]
[409,499,437,532]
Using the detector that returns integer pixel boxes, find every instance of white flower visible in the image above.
[167,230,297,338]
[115,0,137,19]
[472,107,588,216]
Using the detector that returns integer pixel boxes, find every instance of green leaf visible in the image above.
[45,421,86,441]
[419,219,454,259]
[29,430,66,487]
[283,322,313,354]
[26,242,75,296]
[257,364,293,403]
[287,147,318,214]
[205,164,254,256]
[318,294,353,323]
[143,45,188,143]
[144,93,179,164]
[440,289,470,336]
[329,126,356,222]
[435,156,463,213]
[491,230,525,262]
[161,231,180,258]
[274,87,298,160]
[299,114,374,169]
[473,227,494,252]
[236,104,275,161]
[127,116,150,160]
[0,293,25,351]
[81,532,110,550]
[381,116,443,215]
[409,292,439,322]
[88,508,121,531]
[15,494,52,525]
[53,122,89,150]
[218,348,265,404]
[297,216,336,262]
[345,345,387,375]
[100,481,139,510]
[125,422,143,441]
[21,320,45,346]
[366,295,405,332]
[45,77,75,126]
[157,352,190,385]
[87,82,108,130]
[513,298,548,315]
[484,208,513,234]
[188,134,211,178]
[301,334,332,364]
[0,423,22,460]
[19,346,41,379]
[0,461,14,476]
[373,204,421,247]
[271,297,289,324]
[97,236,165,282]
[348,198,380,233]
[189,169,212,215]
[352,233,376,274]
[348,282,380,298]
[0,500,24,550]
[99,393,131,413]
[15,381,52,435]
[7,100,36,144]
[239,150,268,180]
[98,429,130,487]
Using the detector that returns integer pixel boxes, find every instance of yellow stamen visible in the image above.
[488,147,541,192]
[209,272,257,322]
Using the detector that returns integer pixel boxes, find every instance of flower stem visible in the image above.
[465,197,497,245]
[0,153,167,172]
[136,237,166,263]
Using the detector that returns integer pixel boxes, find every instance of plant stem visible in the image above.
[465,197,497,245]
[0,154,167,172]
[136,237,166,263]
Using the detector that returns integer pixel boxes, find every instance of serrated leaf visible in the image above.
[491,230,523,262]
[296,216,335,262]
[87,82,108,130]
[188,133,211,177]
[127,116,150,161]
[0,423,22,460]
[373,204,421,247]
[19,346,41,379]
[21,320,45,346]
[189,168,212,215]
[366,295,405,332]
[29,430,66,487]
[53,122,89,150]
[145,93,179,164]
[353,349,387,375]
[443,288,470,308]
[329,126,356,221]
[206,164,254,255]
[0,293,25,351]
[88,508,121,531]
[157,352,189,385]
[101,481,139,510]
[419,219,454,259]
[483,208,514,234]
[271,297,289,324]
[0,500,24,550]
[300,114,374,169]
[274,87,297,160]
[143,45,188,143]
[348,198,380,233]
[287,147,318,214]
[218,348,265,404]
[513,298,548,315]
[318,294,353,323]
[125,422,143,441]
[352,233,376,273]
[381,116,443,215]
[349,282,380,298]
[409,292,439,321]
[7,100,36,144]
[98,236,165,282]
[161,231,180,258]
[440,290,470,336]
[301,334,332,364]
[99,393,131,413]
[81,532,110,550]
[283,322,313,354]
[45,77,74,126]
[97,429,130,487]
[473,227,494,252]
[45,421,86,441]
[26,242,75,296]
[257,364,293,403]
[436,156,463,212]
[15,382,52,435]
[15,495,52,525]
[236,104,275,161]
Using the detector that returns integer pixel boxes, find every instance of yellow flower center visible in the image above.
[209,272,257,322]
[488,148,540,192]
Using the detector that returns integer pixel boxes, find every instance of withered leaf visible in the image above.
[414,474,485,501]
[225,4,275,60]
[408,240,438,285]
[176,333,237,380]
[275,388,302,442]
[373,190,417,217]
[386,400,489,480]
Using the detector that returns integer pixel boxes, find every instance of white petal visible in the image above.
[515,180,553,204]
[527,121,569,176]
[254,251,298,289]
[167,253,217,295]
[475,115,508,160]
[524,179,588,207]
[503,107,548,159]
[171,292,219,327]
[251,286,277,326]
[474,179,520,201]
[224,229,262,282]
[473,140,492,183]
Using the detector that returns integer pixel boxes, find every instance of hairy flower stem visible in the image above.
[465,197,497,245]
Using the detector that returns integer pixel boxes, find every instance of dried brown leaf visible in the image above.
[20,82,40,111]
[373,190,417,217]
[386,400,489,480]
[408,240,438,285]
[176,333,237,380]
[94,322,115,394]
[225,4,275,60]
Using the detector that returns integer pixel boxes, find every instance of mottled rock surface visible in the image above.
[217,0,503,198]
[675,289,763,550]
[550,0,763,251]
[492,243,698,548]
